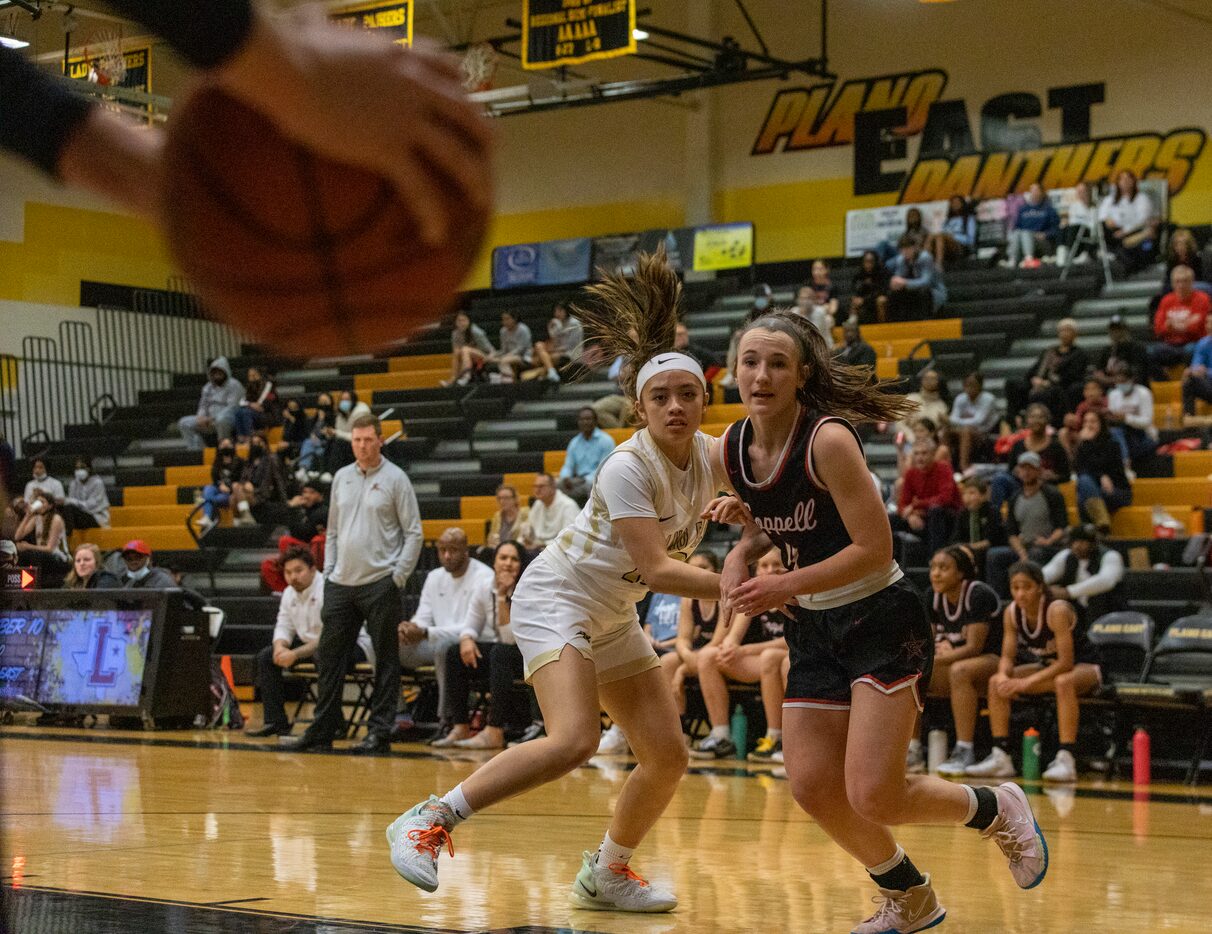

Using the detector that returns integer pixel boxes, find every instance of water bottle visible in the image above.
[927,730,948,772]
[730,704,748,760]
[1133,727,1151,786]
[1021,728,1041,780]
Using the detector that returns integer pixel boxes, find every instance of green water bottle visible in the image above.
[730,704,748,760]
[1021,728,1041,780]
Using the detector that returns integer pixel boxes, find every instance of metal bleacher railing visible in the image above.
[0,286,247,459]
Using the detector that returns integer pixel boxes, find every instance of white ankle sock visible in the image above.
[597,832,634,867]
[767,729,782,742]
[866,845,906,876]
[955,740,973,752]
[962,785,979,824]
[440,784,474,826]
[908,738,922,752]
[709,725,730,741]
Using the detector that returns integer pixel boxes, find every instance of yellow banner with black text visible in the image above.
[329,0,413,47]
[522,0,635,70]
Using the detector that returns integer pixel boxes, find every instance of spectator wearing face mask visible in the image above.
[177,357,245,451]
[323,390,372,478]
[23,457,64,505]
[62,456,110,530]
[232,366,282,443]
[115,539,176,588]
[296,392,335,477]
[231,432,290,526]
[12,491,71,585]
[199,441,244,532]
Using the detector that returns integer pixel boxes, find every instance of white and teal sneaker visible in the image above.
[569,850,677,912]
[386,795,456,892]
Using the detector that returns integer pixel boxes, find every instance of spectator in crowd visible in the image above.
[285,414,423,755]
[690,546,789,761]
[400,527,495,746]
[875,206,925,262]
[230,432,289,526]
[1004,182,1059,269]
[833,320,876,368]
[532,303,584,383]
[948,476,1007,574]
[894,417,951,477]
[1182,316,1212,417]
[591,359,633,428]
[1150,264,1210,376]
[246,546,374,738]
[558,407,615,501]
[295,392,334,477]
[965,561,1101,784]
[990,403,1070,510]
[1073,409,1132,533]
[438,541,534,750]
[950,370,1000,470]
[0,539,16,568]
[750,282,774,317]
[113,539,176,589]
[64,542,115,589]
[1061,378,1109,462]
[885,233,947,321]
[673,322,721,375]
[657,551,722,717]
[523,472,580,549]
[909,545,1001,775]
[985,451,1069,597]
[448,309,494,386]
[494,310,534,382]
[896,439,962,555]
[232,366,281,443]
[1005,318,1088,426]
[1092,315,1151,389]
[486,484,528,550]
[260,481,328,592]
[11,491,70,586]
[1042,525,1126,624]
[849,249,890,323]
[23,457,64,505]
[894,369,950,438]
[1156,228,1208,307]
[280,398,312,463]
[793,262,838,348]
[177,356,244,451]
[1057,181,1098,266]
[200,440,243,531]
[1106,362,1157,467]
[925,195,977,271]
[62,456,109,530]
[1099,169,1159,276]
[324,390,372,477]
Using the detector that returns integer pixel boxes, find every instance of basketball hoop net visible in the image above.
[461,42,498,92]
[90,28,127,87]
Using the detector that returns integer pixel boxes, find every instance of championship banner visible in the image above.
[492,243,540,289]
[522,0,635,70]
[330,1,413,47]
[65,46,150,93]
[692,223,755,272]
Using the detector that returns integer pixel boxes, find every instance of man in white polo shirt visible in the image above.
[523,472,580,550]
[399,526,494,743]
[246,545,374,738]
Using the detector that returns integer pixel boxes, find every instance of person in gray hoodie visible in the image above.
[62,456,110,530]
[177,357,245,450]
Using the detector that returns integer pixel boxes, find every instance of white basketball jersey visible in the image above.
[544,428,716,608]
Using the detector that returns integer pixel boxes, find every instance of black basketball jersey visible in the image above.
[723,407,862,572]
[743,609,785,643]
[1013,600,1099,665]
[931,580,1000,651]
[691,598,718,640]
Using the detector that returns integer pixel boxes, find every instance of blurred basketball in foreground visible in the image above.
[160,85,490,354]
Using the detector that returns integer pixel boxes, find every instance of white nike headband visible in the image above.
[634,352,707,398]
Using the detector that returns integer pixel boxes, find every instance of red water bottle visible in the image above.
[1133,727,1151,785]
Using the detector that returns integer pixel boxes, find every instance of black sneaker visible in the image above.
[690,735,737,759]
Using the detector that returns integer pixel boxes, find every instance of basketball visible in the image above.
[160,85,490,354]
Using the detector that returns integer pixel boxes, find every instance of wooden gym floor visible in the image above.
[2,725,1210,932]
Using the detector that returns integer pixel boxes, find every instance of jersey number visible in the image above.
[780,543,799,570]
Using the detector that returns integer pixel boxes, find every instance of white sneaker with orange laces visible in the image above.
[569,850,677,912]
[386,796,455,892]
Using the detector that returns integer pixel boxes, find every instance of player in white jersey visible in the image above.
[386,251,728,912]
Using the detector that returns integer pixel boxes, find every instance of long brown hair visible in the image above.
[571,248,682,402]
[738,309,917,423]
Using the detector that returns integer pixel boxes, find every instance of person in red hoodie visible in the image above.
[898,439,962,554]
[1151,264,1210,377]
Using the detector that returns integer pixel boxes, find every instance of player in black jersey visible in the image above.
[966,561,1102,785]
[922,546,1002,777]
[705,309,1049,933]
[659,551,723,717]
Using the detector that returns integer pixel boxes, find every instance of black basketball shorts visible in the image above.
[784,578,934,712]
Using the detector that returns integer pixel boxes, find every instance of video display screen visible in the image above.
[0,611,48,700]
[36,609,153,708]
